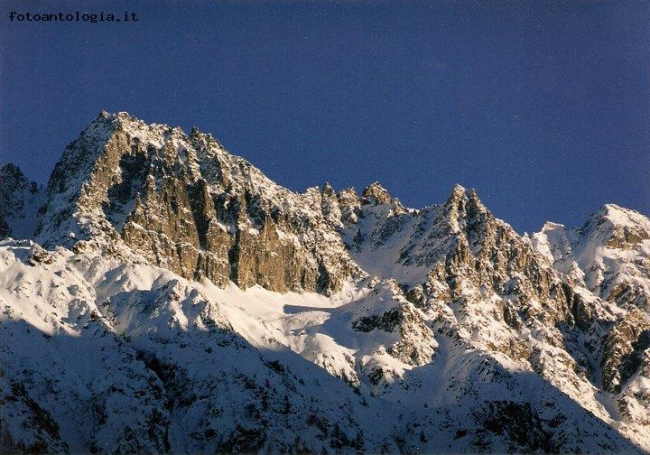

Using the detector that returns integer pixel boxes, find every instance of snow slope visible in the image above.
[2,239,644,453]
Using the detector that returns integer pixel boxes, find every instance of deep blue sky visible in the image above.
[1,1,648,233]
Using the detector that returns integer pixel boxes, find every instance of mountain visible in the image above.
[0,164,43,240]
[1,111,649,454]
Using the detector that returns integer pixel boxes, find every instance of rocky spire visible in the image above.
[361,182,393,206]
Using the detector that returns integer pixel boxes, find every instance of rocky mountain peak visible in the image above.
[322,182,336,198]
[447,182,467,201]
[30,112,360,295]
[540,221,566,233]
[0,164,37,203]
[443,184,486,212]
[438,184,491,236]
[361,181,392,206]
[585,203,646,229]
[580,203,650,250]
[1,163,29,182]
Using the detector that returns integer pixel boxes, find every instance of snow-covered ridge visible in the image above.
[1,112,649,453]
[532,203,650,307]
[2,237,647,453]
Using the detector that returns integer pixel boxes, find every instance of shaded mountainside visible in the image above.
[0,164,43,240]
[1,112,649,453]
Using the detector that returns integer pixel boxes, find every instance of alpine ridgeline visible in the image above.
[1,112,649,454]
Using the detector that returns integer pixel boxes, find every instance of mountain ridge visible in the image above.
[1,112,649,453]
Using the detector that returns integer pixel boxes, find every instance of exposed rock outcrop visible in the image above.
[34,112,360,294]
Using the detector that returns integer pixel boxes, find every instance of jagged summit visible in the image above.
[447,182,467,200]
[361,182,392,206]
[322,181,336,197]
[582,203,650,247]
[1,162,29,180]
[440,184,490,230]
[535,203,650,269]
[0,163,37,199]
[29,112,363,295]
[540,220,566,232]
[587,203,649,228]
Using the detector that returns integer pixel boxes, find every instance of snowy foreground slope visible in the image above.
[1,112,649,454]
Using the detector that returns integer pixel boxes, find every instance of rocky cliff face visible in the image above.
[532,204,650,436]
[2,112,649,454]
[33,112,359,295]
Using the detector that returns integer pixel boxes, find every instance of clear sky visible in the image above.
[1,0,648,233]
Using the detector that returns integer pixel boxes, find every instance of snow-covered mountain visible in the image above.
[1,112,649,454]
